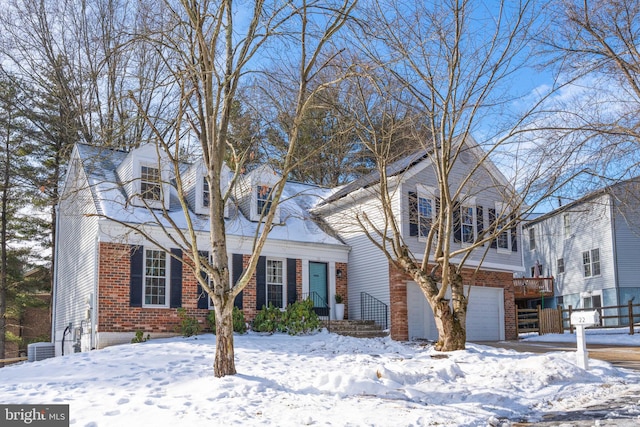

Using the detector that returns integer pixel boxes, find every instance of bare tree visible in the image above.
[93,0,357,377]
[334,0,567,351]
[540,0,640,187]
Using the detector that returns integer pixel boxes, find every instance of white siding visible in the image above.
[401,159,523,271]
[54,157,99,356]
[320,189,394,323]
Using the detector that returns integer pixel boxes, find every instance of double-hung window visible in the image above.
[140,165,161,201]
[409,185,437,239]
[418,196,433,238]
[582,248,600,277]
[528,228,536,250]
[266,259,284,308]
[563,214,571,238]
[461,205,474,243]
[557,258,565,274]
[257,185,273,215]
[144,249,168,306]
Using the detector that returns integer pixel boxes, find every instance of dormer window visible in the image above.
[141,165,161,201]
[257,185,273,216]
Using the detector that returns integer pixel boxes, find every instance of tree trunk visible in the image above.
[213,299,236,377]
[430,271,467,352]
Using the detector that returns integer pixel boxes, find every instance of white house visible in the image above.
[52,143,350,355]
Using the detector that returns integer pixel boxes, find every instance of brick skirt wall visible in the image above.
[97,243,210,335]
[96,243,306,342]
[389,263,517,341]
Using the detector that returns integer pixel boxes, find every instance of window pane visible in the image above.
[257,185,273,215]
[203,177,210,208]
[591,249,600,276]
[582,251,591,277]
[462,206,474,243]
[145,250,167,305]
[266,259,283,308]
[418,197,432,237]
[557,258,564,274]
[141,166,161,201]
[529,228,536,250]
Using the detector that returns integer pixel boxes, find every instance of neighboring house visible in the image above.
[52,143,349,356]
[522,179,640,325]
[312,136,522,341]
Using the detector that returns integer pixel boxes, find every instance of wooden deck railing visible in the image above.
[513,277,554,298]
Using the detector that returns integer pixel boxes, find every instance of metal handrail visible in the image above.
[300,291,331,331]
[360,292,388,330]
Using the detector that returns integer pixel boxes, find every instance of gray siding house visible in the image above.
[522,179,640,324]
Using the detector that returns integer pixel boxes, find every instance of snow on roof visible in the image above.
[74,143,345,247]
[318,149,430,206]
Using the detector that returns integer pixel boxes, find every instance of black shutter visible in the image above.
[488,208,497,248]
[233,253,244,309]
[256,256,266,310]
[476,205,484,245]
[453,201,461,243]
[170,248,183,308]
[511,214,518,252]
[130,245,143,307]
[408,191,418,236]
[287,258,297,305]
[197,251,209,309]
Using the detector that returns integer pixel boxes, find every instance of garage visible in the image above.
[407,282,505,341]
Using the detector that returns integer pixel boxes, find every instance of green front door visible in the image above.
[309,262,328,316]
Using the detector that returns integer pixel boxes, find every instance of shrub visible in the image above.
[252,299,320,335]
[252,303,285,333]
[207,307,247,334]
[176,308,200,337]
[335,294,343,304]
[131,330,150,343]
[283,298,320,335]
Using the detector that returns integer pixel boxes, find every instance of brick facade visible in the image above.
[389,262,517,341]
[335,262,348,319]
[97,243,307,335]
[97,242,210,334]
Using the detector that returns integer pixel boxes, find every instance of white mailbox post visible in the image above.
[570,310,600,370]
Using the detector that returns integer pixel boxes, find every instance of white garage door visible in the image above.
[407,282,505,341]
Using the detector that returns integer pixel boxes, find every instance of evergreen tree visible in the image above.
[0,74,42,364]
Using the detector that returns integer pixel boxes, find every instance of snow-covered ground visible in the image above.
[1,330,639,426]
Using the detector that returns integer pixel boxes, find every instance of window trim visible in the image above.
[528,227,536,250]
[460,203,476,245]
[265,258,286,309]
[415,184,438,241]
[140,164,162,202]
[143,248,170,308]
[563,213,571,238]
[582,248,601,278]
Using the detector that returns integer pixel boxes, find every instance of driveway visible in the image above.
[476,340,640,426]
[474,340,640,371]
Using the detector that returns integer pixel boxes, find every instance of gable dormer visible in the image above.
[183,159,231,217]
[236,165,281,223]
[116,144,172,210]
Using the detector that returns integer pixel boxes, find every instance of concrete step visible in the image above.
[322,320,388,338]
